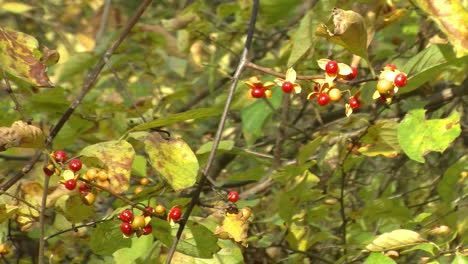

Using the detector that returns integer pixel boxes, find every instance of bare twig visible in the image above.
[95,0,112,44]
[0,191,40,213]
[164,1,259,263]
[44,217,114,241]
[37,175,50,264]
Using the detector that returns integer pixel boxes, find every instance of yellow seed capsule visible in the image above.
[86,168,98,180]
[81,192,95,205]
[97,170,108,181]
[264,89,273,98]
[134,186,144,195]
[155,204,165,214]
[240,207,251,220]
[0,243,9,255]
[140,178,149,185]
[377,79,394,94]
[131,215,145,229]
[328,88,342,101]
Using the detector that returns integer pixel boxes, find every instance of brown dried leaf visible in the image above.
[0,121,45,151]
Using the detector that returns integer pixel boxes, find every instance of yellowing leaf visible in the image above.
[0,204,19,223]
[316,8,368,59]
[398,110,461,163]
[80,140,135,194]
[413,0,468,57]
[365,229,426,251]
[130,132,198,190]
[1,2,35,14]
[359,119,401,157]
[0,27,53,87]
[215,208,251,247]
[0,120,45,151]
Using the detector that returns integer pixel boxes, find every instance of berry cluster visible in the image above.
[373,64,407,103]
[119,209,153,237]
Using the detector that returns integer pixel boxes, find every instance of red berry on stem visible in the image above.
[169,207,182,220]
[317,93,330,106]
[281,81,293,93]
[251,87,265,98]
[325,60,339,74]
[227,191,239,203]
[120,222,133,235]
[143,206,154,217]
[394,73,407,87]
[143,225,152,235]
[78,183,89,193]
[347,66,357,80]
[349,98,361,109]
[43,166,54,176]
[119,210,133,223]
[64,179,77,190]
[68,159,82,172]
[53,150,67,163]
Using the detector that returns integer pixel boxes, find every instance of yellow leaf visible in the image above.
[1,2,35,14]
[365,229,426,251]
[0,120,45,151]
[214,207,251,247]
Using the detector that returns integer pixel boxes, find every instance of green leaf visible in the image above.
[59,52,98,82]
[167,56,187,77]
[397,109,461,163]
[131,132,198,190]
[113,235,154,264]
[196,140,234,155]
[0,26,53,87]
[452,253,468,264]
[359,119,401,158]
[241,84,282,145]
[366,229,425,252]
[132,155,147,177]
[57,195,94,224]
[90,221,131,255]
[80,140,135,194]
[152,218,220,258]
[297,136,323,165]
[128,108,222,132]
[315,8,368,59]
[401,242,437,256]
[364,252,397,264]
[400,45,458,94]
[438,156,468,202]
[287,0,336,66]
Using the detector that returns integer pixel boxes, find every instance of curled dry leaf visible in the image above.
[215,207,251,247]
[0,120,45,151]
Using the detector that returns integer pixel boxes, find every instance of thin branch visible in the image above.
[2,78,28,121]
[164,1,259,263]
[0,0,153,193]
[44,217,113,241]
[0,191,40,213]
[95,0,112,44]
[37,174,50,264]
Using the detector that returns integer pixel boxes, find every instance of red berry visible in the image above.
[317,93,330,106]
[143,225,152,235]
[169,207,182,221]
[325,60,339,74]
[347,66,358,80]
[227,191,239,203]
[383,64,397,71]
[53,150,67,163]
[120,222,133,235]
[281,81,293,93]
[394,73,407,87]
[64,179,77,190]
[251,87,265,98]
[78,183,89,193]
[68,159,82,172]
[349,98,361,109]
[143,206,154,217]
[43,166,54,176]
[119,210,133,222]
[313,83,320,92]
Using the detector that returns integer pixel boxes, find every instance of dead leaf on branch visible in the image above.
[0,26,55,87]
[215,207,251,247]
[0,120,45,151]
